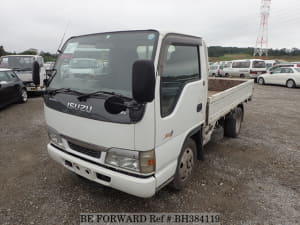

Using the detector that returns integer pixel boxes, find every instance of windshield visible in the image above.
[49,31,158,98]
[0,56,35,70]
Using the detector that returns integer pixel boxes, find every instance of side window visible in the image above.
[232,62,239,68]
[0,72,11,81]
[272,68,281,74]
[280,68,290,73]
[160,44,200,117]
[6,71,18,80]
[0,57,9,68]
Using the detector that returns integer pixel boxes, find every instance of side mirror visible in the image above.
[132,60,155,103]
[32,61,40,86]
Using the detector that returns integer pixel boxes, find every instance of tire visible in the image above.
[225,73,229,77]
[258,77,265,85]
[240,74,245,78]
[286,79,295,88]
[170,139,197,190]
[224,107,243,138]
[18,88,28,103]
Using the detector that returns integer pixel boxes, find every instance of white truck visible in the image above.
[0,55,47,92]
[42,30,254,198]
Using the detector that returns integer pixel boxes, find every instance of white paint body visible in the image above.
[45,31,254,197]
[258,67,300,87]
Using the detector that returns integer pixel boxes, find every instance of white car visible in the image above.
[257,67,300,88]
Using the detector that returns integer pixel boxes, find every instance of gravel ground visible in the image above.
[0,85,299,225]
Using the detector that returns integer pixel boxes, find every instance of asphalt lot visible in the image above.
[0,84,299,225]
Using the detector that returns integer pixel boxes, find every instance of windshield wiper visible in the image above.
[77,90,132,101]
[47,88,84,96]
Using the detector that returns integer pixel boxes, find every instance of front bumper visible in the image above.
[47,144,156,198]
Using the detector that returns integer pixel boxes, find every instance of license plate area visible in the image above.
[64,160,111,183]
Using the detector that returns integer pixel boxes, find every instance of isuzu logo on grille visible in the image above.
[67,102,93,113]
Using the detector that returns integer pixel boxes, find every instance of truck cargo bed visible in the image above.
[207,78,254,125]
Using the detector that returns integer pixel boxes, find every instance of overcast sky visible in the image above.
[1,0,300,53]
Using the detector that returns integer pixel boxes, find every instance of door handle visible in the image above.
[197,103,202,112]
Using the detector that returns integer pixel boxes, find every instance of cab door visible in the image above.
[154,35,206,186]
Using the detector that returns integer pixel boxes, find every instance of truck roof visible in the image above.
[68,29,203,41]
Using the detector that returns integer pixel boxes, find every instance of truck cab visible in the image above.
[44,30,253,197]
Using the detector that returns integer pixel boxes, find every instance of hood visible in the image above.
[44,92,139,150]
[44,105,135,150]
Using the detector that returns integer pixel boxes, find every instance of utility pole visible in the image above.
[254,0,271,56]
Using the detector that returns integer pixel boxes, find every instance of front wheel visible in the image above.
[258,77,265,85]
[170,139,197,190]
[286,79,295,88]
[18,89,28,103]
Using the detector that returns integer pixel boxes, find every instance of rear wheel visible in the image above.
[170,139,197,190]
[286,79,295,88]
[258,77,265,85]
[224,107,243,138]
[240,74,245,78]
[18,89,28,103]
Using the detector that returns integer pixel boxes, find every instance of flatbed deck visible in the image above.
[207,78,254,125]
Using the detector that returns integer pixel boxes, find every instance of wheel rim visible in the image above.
[22,90,28,102]
[178,147,194,182]
[258,78,263,85]
[287,80,294,88]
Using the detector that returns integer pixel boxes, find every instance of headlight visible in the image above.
[47,127,64,149]
[105,148,155,174]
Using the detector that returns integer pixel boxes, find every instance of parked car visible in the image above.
[257,67,300,88]
[222,59,267,79]
[0,68,27,108]
[209,64,223,76]
[268,62,300,73]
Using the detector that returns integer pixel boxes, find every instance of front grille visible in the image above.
[68,141,101,158]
